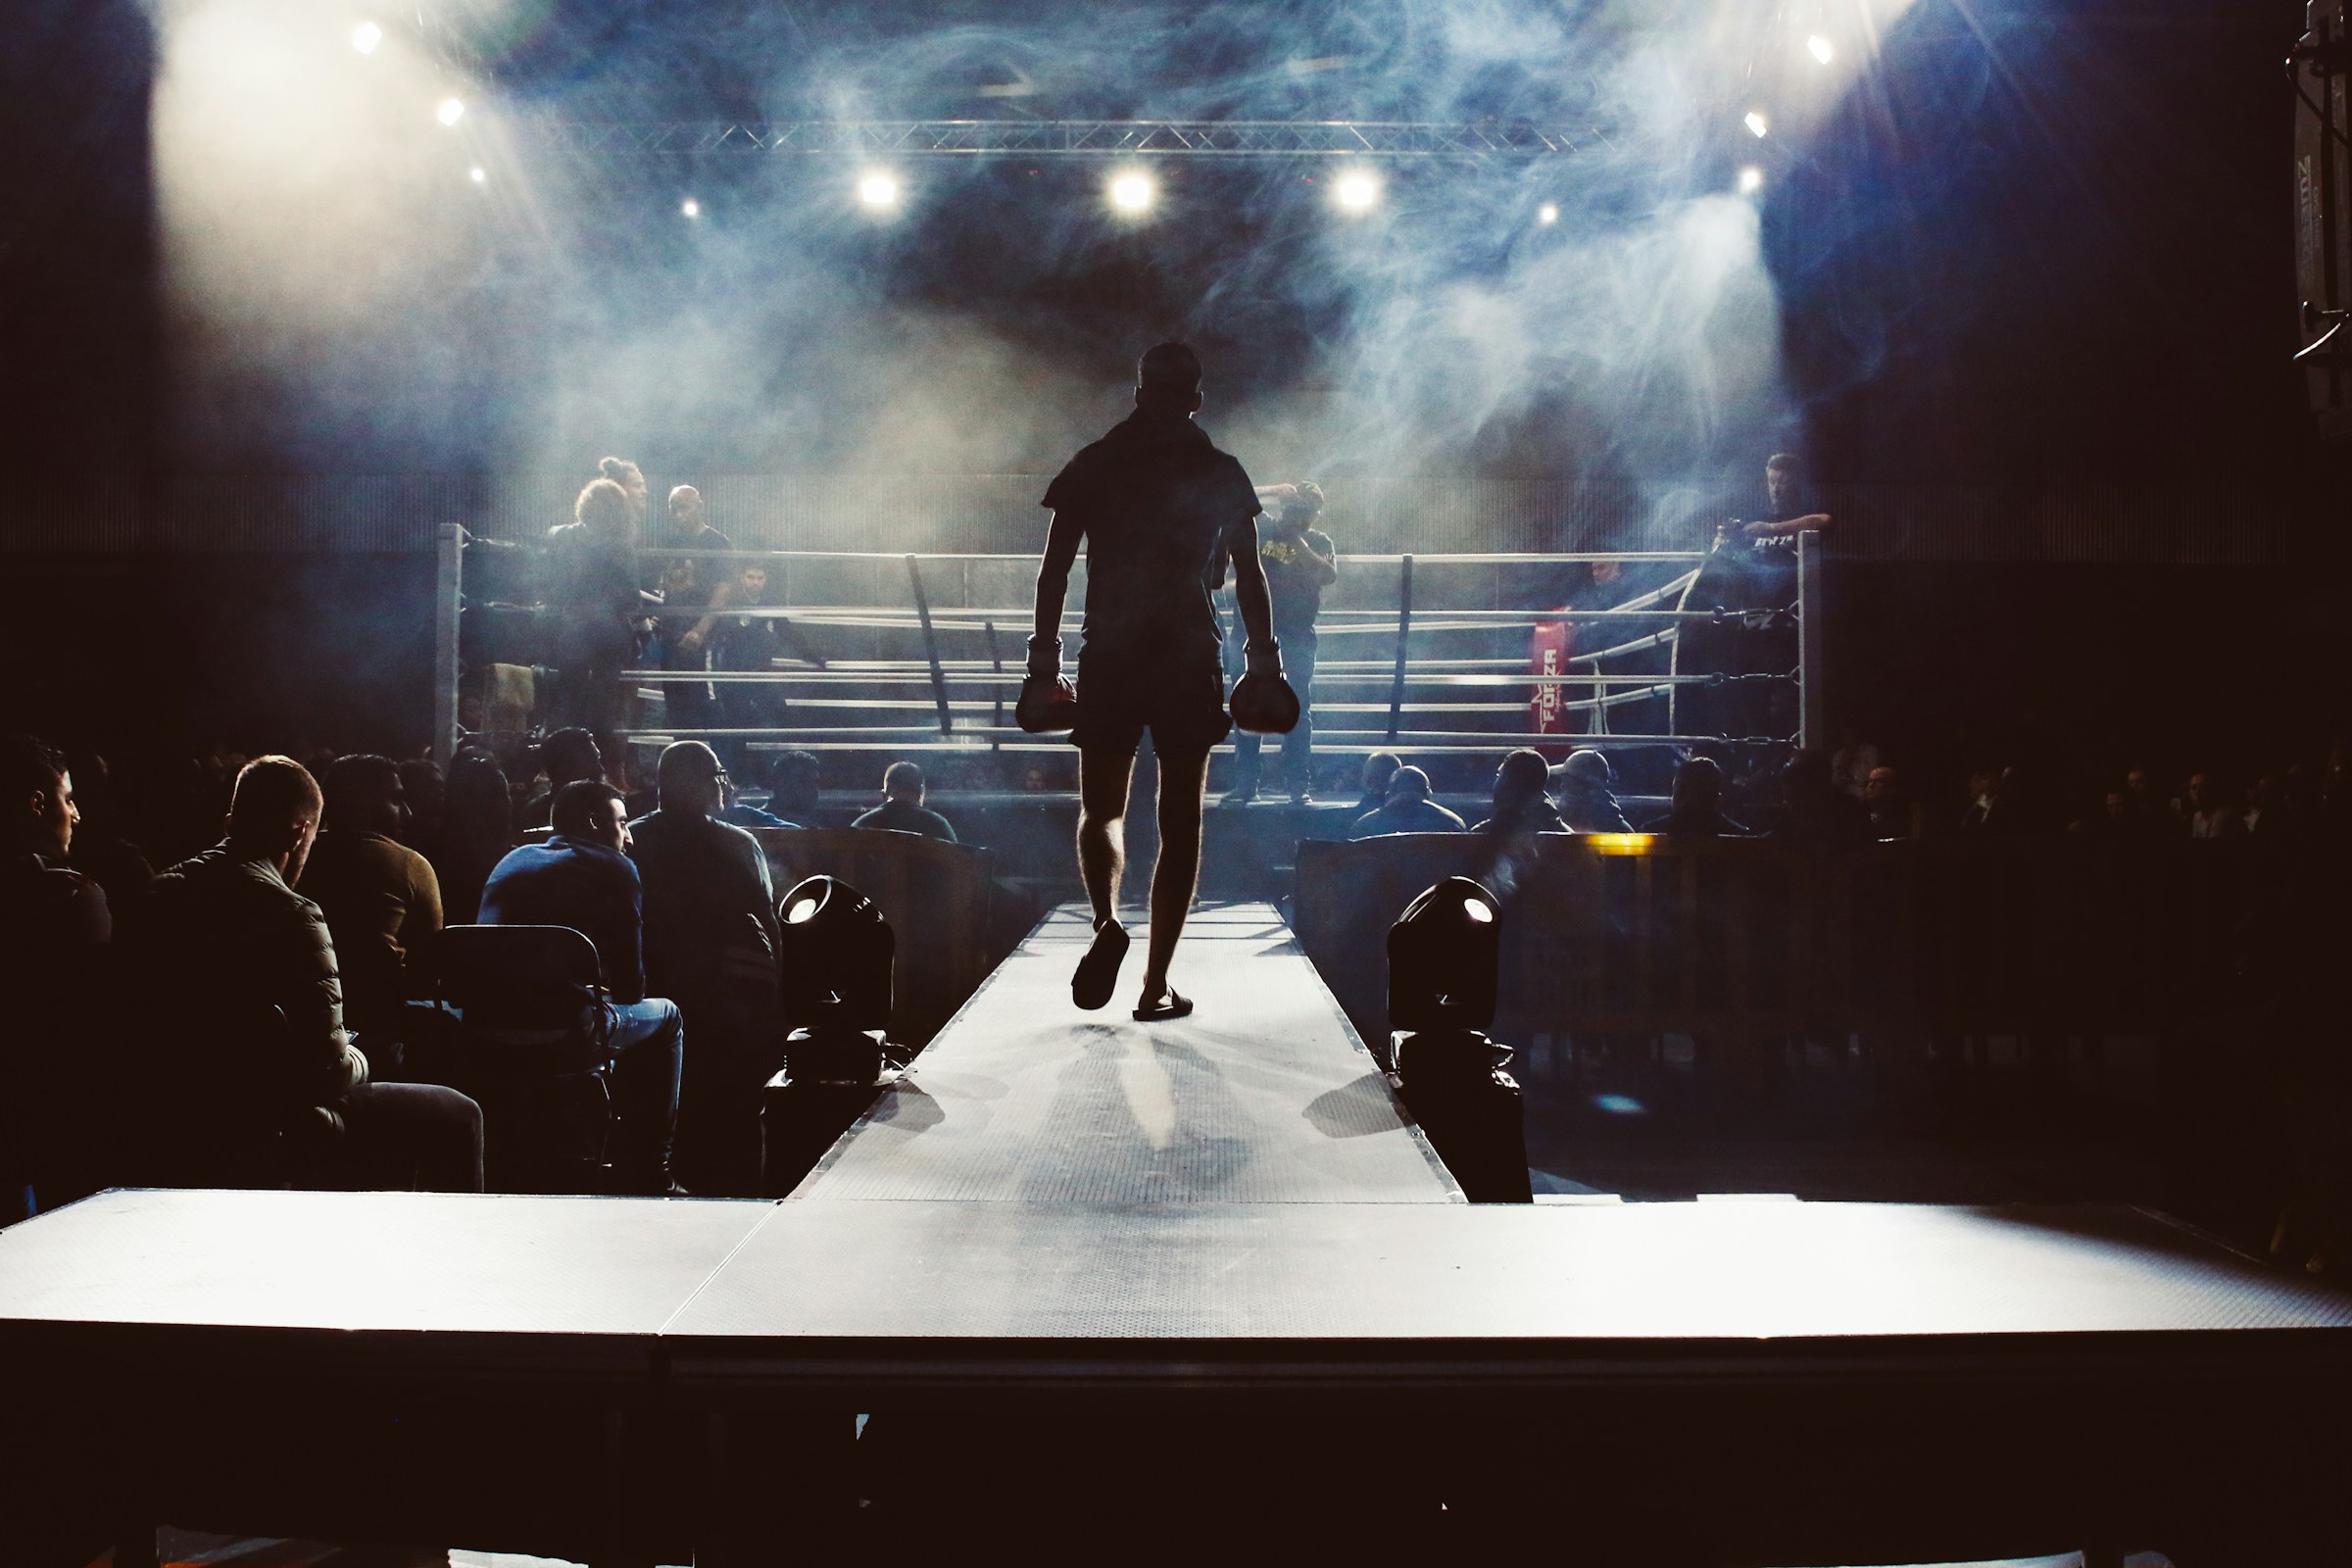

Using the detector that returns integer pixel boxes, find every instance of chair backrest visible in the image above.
[437,923,602,1033]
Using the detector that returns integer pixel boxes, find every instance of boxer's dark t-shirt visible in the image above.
[1042,410,1260,660]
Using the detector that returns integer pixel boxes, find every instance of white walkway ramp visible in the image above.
[793,902,1460,1204]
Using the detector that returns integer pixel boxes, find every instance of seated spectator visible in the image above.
[300,754,443,1062]
[1472,750,1569,836]
[1863,764,1914,840]
[1956,766,2003,833]
[478,778,686,1195]
[2185,771,2244,840]
[1351,752,1403,817]
[1642,756,1749,837]
[518,727,608,831]
[1771,749,1869,848]
[717,755,799,831]
[140,757,482,1192]
[629,742,779,1194]
[854,760,958,842]
[1552,749,1633,833]
[2123,765,2180,835]
[1828,726,1881,800]
[430,748,514,924]
[399,758,447,850]
[3,735,114,1214]
[768,748,825,823]
[628,743,778,1001]
[62,745,153,907]
[1349,766,1465,838]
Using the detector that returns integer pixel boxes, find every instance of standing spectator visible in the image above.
[1348,766,1465,838]
[1956,766,2003,834]
[1642,756,1749,837]
[652,484,736,737]
[2184,772,2245,840]
[854,761,959,843]
[431,749,514,924]
[544,464,647,750]
[477,778,686,1196]
[1351,752,1402,817]
[627,742,779,1194]
[139,757,482,1193]
[300,754,443,1066]
[1224,482,1337,806]
[710,562,789,771]
[1553,749,1634,833]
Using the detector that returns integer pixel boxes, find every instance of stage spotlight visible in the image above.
[1537,202,1559,225]
[1334,170,1381,213]
[777,876,895,1035]
[1743,110,1769,138]
[857,171,901,210]
[681,197,702,219]
[1738,166,1764,195]
[351,21,382,55]
[1807,34,1836,65]
[1388,876,1501,1036]
[468,166,487,185]
[1108,169,1155,216]
[435,97,465,127]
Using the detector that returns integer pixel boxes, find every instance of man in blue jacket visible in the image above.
[479,778,686,1195]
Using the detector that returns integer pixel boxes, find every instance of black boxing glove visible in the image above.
[1015,634,1079,734]
[1228,638,1300,735]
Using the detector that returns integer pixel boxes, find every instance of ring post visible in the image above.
[1386,553,1414,743]
[904,554,954,737]
[433,523,464,760]
[1796,528,1825,750]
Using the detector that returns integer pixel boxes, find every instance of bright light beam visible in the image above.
[1334,170,1381,213]
[856,171,901,210]
[1107,169,1155,216]
[1743,110,1768,138]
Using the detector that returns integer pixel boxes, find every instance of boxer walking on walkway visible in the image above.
[1024,343,1291,1020]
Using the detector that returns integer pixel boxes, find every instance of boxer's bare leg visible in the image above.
[1137,748,1210,1009]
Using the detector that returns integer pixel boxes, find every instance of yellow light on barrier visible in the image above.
[1582,833,1658,856]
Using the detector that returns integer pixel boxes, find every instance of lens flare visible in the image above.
[1807,34,1836,65]
[467,166,486,185]
[1738,166,1764,194]
[857,171,901,210]
[351,21,382,55]
[681,197,702,219]
[434,97,465,126]
[1537,202,1558,225]
[1334,171,1381,212]
[1743,110,1768,138]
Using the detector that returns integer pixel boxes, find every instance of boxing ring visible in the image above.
[429,525,1825,773]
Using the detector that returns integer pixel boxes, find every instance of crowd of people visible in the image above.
[1334,740,2352,851]
[0,729,968,1221]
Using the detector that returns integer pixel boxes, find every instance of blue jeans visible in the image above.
[1231,636,1316,795]
[604,998,685,1176]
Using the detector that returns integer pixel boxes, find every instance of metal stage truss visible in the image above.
[532,119,1609,159]
[432,530,1825,764]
